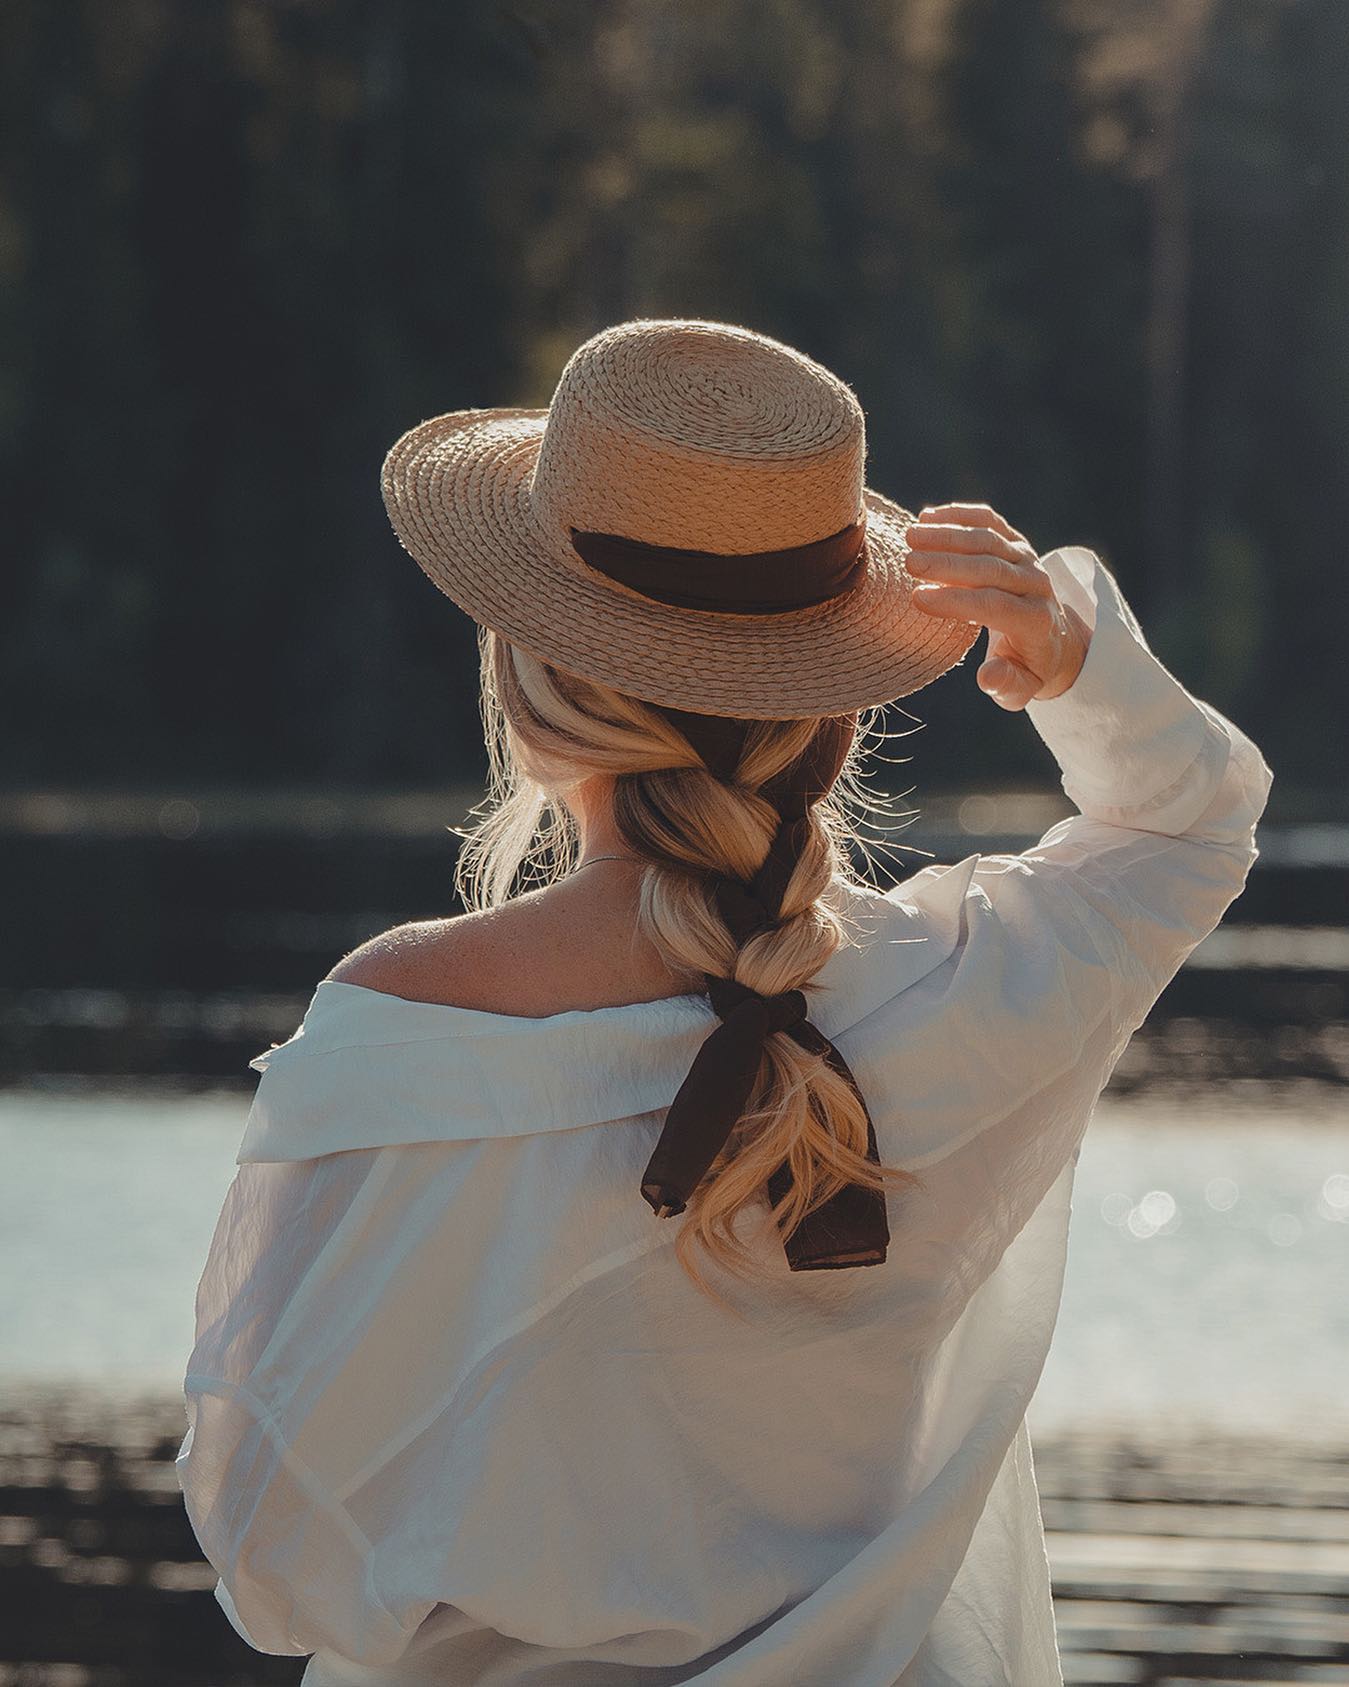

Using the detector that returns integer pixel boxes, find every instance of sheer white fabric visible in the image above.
[178,549,1272,1685]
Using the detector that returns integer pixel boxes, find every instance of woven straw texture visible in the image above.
[380,319,981,718]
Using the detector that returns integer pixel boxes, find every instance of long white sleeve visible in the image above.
[1021,546,1272,1036]
[895,546,1272,1052]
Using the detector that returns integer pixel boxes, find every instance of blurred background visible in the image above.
[1,1,1346,1683]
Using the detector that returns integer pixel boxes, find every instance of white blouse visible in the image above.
[178,547,1272,1687]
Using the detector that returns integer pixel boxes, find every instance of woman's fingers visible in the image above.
[909,581,1049,636]
[909,522,1037,570]
[918,502,1032,552]
[906,502,1086,706]
[907,547,1051,598]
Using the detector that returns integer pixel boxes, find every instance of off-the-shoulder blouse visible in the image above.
[178,547,1272,1686]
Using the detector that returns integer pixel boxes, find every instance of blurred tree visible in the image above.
[933,0,1147,564]
[3,0,546,787]
[1241,0,1349,789]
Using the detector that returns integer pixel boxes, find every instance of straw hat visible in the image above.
[379,318,981,718]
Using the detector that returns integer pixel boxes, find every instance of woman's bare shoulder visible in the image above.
[325,906,524,1009]
[325,884,697,1016]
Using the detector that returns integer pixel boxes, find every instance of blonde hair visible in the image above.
[453,626,924,1303]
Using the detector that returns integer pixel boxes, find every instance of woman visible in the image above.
[178,319,1271,1685]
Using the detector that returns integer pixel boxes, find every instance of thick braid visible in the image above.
[471,629,900,1281]
[626,706,891,1272]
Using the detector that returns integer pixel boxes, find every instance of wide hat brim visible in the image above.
[380,407,982,719]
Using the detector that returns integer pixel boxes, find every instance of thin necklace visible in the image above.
[573,853,641,870]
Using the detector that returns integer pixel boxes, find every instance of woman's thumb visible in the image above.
[977,654,1038,711]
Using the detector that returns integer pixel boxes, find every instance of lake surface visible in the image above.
[1,1086,1346,1440]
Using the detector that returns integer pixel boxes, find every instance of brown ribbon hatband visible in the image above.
[571,520,867,615]
[638,707,891,1272]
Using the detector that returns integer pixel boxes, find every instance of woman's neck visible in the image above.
[568,778,639,871]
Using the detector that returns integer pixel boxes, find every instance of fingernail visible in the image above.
[907,553,929,575]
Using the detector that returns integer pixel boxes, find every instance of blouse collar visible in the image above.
[237,858,980,1163]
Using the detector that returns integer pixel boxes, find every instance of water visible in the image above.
[1039,1089,1349,1441]
[1,1088,1346,1440]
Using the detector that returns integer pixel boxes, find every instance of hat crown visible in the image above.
[529,320,866,554]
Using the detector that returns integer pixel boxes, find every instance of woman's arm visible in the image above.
[898,503,1273,1046]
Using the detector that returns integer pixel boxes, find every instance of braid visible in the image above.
[465,631,923,1303]
[612,712,843,999]
[612,705,906,1280]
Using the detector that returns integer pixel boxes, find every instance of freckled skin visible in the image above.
[326,791,695,1015]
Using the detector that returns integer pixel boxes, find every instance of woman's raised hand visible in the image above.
[906,502,1091,710]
